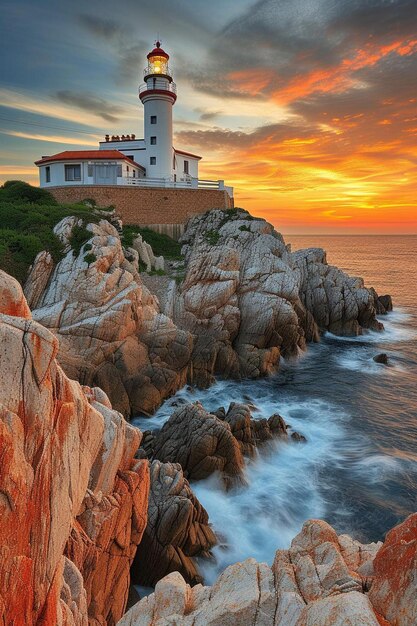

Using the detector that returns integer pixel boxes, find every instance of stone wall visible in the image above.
[49,185,234,225]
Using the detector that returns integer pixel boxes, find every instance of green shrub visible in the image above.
[0,181,103,283]
[122,226,182,259]
[205,230,220,245]
[239,224,251,232]
[69,224,92,256]
[83,252,96,265]
[0,180,57,205]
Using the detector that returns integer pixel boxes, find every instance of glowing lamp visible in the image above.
[146,41,170,77]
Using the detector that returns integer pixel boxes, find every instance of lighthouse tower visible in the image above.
[139,41,177,179]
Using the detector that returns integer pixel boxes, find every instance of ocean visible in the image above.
[134,235,417,583]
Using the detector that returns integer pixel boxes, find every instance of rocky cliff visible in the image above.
[24,208,388,416]
[0,270,150,625]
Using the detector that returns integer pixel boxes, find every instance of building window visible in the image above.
[117,164,122,177]
[87,164,93,177]
[133,170,136,178]
[150,136,157,145]
[45,166,50,183]
[65,164,81,181]
[150,115,157,124]
[184,160,189,174]
[150,156,156,165]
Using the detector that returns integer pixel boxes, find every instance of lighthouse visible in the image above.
[139,42,177,179]
[39,40,236,198]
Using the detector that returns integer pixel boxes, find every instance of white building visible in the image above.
[36,42,232,197]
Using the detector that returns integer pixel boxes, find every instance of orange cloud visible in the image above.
[265,38,417,104]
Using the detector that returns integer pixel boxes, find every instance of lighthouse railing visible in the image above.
[124,176,227,190]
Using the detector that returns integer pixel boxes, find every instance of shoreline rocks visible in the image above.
[118,515,417,626]
[21,208,390,418]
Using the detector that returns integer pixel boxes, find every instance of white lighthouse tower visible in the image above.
[139,41,176,179]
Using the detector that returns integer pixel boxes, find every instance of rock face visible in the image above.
[118,517,387,626]
[173,209,385,387]
[131,460,217,587]
[369,512,417,626]
[25,218,192,417]
[23,209,387,416]
[0,270,150,625]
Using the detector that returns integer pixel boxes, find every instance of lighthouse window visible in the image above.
[150,136,157,145]
[150,156,156,165]
[117,164,122,176]
[183,160,189,174]
[150,115,157,124]
[65,164,81,181]
[45,166,50,183]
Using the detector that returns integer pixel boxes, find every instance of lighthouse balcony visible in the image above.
[139,80,177,95]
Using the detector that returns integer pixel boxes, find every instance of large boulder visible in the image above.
[0,270,150,626]
[117,517,386,626]
[131,460,217,587]
[151,403,245,486]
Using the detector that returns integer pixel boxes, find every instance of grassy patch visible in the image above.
[122,226,182,259]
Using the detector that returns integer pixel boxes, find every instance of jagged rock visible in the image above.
[373,353,389,365]
[0,270,150,625]
[22,210,387,417]
[118,518,386,626]
[369,512,417,626]
[131,233,164,272]
[24,250,54,309]
[151,403,245,486]
[24,218,193,417]
[131,460,217,587]
[292,247,384,336]
[173,209,385,388]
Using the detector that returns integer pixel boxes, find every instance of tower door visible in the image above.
[94,163,117,185]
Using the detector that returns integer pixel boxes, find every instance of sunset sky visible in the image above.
[1,0,416,233]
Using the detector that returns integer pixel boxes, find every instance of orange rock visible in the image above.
[0,272,150,625]
[369,513,417,626]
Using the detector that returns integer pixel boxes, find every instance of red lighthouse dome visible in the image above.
[147,41,169,60]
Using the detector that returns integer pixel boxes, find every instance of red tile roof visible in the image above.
[35,150,146,171]
[174,148,202,160]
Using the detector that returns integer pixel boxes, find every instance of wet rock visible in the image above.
[378,294,393,313]
[152,403,245,486]
[291,431,307,443]
[131,460,216,587]
[373,353,389,365]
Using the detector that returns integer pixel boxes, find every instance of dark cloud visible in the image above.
[175,121,318,150]
[78,14,131,40]
[54,91,123,122]
[188,0,417,99]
